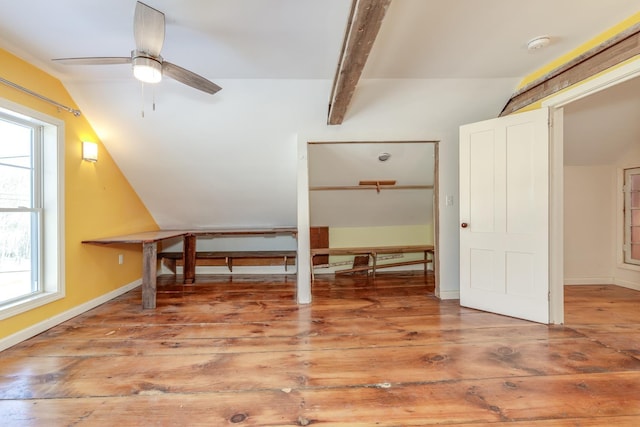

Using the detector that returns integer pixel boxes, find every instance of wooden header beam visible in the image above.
[327,0,392,125]
[500,23,640,116]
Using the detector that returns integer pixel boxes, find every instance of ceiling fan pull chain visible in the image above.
[141,81,145,118]
[153,86,156,112]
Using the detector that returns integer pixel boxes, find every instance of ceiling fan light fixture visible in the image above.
[133,55,162,83]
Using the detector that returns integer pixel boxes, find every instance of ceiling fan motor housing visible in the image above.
[132,50,162,83]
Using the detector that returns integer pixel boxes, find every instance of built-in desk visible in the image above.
[83,227,297,309]
[83,230,188,309]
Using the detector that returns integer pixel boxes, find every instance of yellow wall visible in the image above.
[330,224,433,247]
[0,49,158,339]
[515,11,640,112]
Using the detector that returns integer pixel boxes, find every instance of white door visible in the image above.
[459,108,549,323]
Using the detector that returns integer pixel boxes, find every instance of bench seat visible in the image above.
[310,245,434,280]
[158,250,297,273]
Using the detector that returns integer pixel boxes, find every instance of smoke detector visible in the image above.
[527,36,551,51]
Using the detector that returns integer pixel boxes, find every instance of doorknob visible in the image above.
[461,222,468,228]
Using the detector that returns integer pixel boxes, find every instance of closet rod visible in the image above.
[310,185,434,191]
[0,76,81,117]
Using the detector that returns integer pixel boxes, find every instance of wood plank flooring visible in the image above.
[0,272,639,426]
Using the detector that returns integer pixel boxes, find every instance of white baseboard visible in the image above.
[564,277,614,285]
[614,278,640,291]
[438,290,460,300]
[0,278,141,352]
[564,276,640,291]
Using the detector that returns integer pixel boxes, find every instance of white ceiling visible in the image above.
[0,1,638,228]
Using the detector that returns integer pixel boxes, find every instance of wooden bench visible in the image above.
[158,250,297,273]
[310,245,434,281]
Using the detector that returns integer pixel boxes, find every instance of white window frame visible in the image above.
[0,99,65,320]
[0,113,43,302]
[623,167,640,266]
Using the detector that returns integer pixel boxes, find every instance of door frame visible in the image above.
[296,139,441,304]
[543,57,640,324]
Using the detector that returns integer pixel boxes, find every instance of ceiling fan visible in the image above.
[53,1,221,95]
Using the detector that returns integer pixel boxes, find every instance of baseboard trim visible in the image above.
[438,290,460,300]
[564,277,614,285]
[0,278,141,352]
[614,278,640,291]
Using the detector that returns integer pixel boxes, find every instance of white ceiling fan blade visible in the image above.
[52,57,132,65]
[134,1,165,57]
[162,62,222,95]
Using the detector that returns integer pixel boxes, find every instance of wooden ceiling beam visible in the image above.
[500,23,640,116]
[327,0,392,125]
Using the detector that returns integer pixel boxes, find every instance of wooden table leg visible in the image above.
[310,254,315,282]
[142,241,157,309]
[183,234,196,284]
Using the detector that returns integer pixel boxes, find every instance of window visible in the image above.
[0,100,64,319]
[624,167,640,266]
[0,114,41,304]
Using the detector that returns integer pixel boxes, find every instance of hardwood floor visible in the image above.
[1,272,639,426]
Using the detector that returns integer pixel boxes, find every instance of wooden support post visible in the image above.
[371,252,377,278]
[142,241,157,309]
[183,234,196,284]
[424,250,428,274]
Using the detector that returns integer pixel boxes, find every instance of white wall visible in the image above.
[563,165,616,284]
[563,142,640,290]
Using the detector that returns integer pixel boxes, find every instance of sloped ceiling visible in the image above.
[0,0,638,228]
[309,142,435,227]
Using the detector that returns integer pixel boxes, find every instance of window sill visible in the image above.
[0,291,64,321]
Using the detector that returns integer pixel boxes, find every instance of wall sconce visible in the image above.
[82,141,98,162]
